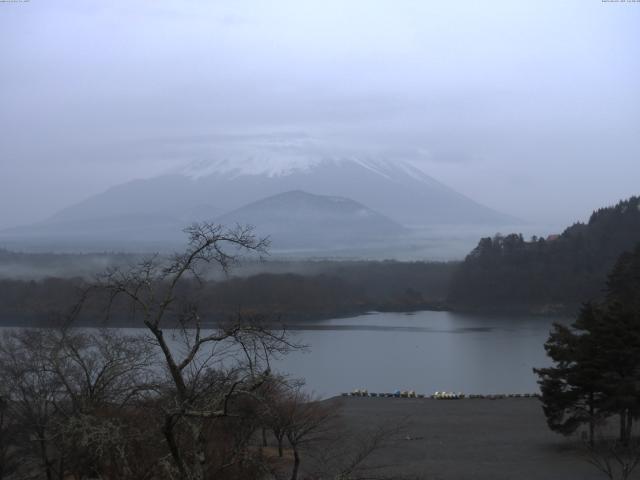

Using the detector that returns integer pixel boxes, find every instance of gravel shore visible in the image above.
[335,397,608,480]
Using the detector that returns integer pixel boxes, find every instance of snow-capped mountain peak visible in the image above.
[177,153,437,187]
[31,135,517,235]
[178,155,323,179]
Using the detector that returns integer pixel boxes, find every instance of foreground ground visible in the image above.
[333,397,614,480]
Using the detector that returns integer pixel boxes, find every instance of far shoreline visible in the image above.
[0,307,572,329]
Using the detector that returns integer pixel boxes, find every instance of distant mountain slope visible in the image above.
[46,156,517,227]
[216,190,405,250]
[0,153,519,252]
[448,196,640,313]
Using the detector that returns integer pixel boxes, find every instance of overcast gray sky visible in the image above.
[0,0,638,230]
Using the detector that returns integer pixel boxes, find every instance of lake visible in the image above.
[0,310,565,399]
[272,310,565,398]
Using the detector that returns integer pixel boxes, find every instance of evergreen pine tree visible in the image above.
[535,243,640,444]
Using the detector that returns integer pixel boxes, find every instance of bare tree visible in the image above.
[0,323,160,480]
[0,223,416,480]
[49,328,156,411]
[96,222,297,480]
[584,438,640,480]
[259,385,408,480]
[48,327,159,479]
[0,329,65,480]
[278,388,339,480]
[333,422,408,480]
[0,393,18,480]
[259,375,303,458]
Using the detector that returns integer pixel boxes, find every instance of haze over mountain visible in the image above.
[48,153,516,225]
[0,148,522,253]
[216,190,405,251]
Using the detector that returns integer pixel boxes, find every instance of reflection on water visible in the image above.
[280,324,495,333]
[272,311,566,398]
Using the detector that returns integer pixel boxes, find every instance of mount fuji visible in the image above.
[1,153,518,252]
[50,155,515,225]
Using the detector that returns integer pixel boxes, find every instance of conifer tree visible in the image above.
[535,243,640,445]
[534,303,605,445]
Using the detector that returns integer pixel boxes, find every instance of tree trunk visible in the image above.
[277,435,284,457]
[620,411,629,445]
[262,427,268,447]
[57,457,65,480]
[38,434,52,480]
[194,424,207,480]
[626,409,633,443]
[290,446,300,480]
[163,415,191,480]
[589,394,595,447]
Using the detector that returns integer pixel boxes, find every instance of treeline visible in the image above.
[0,261,456,326]
[448,196,640,313]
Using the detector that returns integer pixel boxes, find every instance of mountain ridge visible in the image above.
[47,156,518,227]
[215,189,405,251]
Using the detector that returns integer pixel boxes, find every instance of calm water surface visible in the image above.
[273,311,565,397]
[1,310,565,399]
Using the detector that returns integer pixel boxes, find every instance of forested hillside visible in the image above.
[0,261,455,325]
[448,196,640,313]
